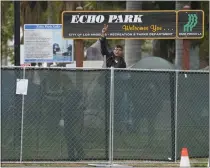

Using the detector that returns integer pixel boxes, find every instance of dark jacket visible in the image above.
[100,37,126,68]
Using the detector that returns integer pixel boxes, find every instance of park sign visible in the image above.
[24,24,74,63]
[62,10,204,39]
[62,11,177,39]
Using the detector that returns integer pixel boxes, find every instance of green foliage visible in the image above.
[142,40,152,54]
[84,1,126,10]
[40,8,48,23]
[1,1,14,63]
[41,1,63,24]
[154,1,175,10]
[52,2,63,23]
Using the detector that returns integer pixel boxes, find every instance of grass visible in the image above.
[1,159,209,167]
[1,163,89,167]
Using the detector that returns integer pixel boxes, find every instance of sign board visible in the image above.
[177,10,204,39]
[62,11,177,39]
[62,10,204,39]
[24,24,74,63]
[20,45,31,66]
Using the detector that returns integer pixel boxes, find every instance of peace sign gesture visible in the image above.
[101,24,108,36]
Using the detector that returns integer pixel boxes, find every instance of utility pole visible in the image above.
[14,1,20,66]
[13,1,22,158]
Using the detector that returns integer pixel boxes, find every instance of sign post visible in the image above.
[75,6,84,67]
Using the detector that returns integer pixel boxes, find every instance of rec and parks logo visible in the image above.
[183,13,198,32]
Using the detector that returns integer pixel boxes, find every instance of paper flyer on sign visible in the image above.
[16,79,29,95]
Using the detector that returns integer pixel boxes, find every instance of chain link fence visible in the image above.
[177,71,209,159]
[1,67,209,163]
[2,67,23,161]
[113,69,175,161]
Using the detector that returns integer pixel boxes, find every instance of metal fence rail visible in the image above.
[1,66,209,163]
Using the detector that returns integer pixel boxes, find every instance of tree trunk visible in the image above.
[160,40,169,60]
[152,40,160,57]
[190,46,200,69]
[124,1,142,67]
[65,1,76,10]
[47,1,53,24]
[43,1,53,67]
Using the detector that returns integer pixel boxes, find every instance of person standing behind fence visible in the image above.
[99,25,132,133]
[100,24,126,68]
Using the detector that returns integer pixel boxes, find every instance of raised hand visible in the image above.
[102,24,108,36]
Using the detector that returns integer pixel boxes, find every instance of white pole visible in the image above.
[208,0,210,162]
[111,67,114,165]
[20,67,26,162]
[109,67,114,166]
[209,0,210,162]
[174,71,179,162]
[109,70,112,165]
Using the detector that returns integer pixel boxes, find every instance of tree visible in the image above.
[1,1,14,65]
[20,2,48,66]
[151,1,176,64]
[20,2,48,41]
[124,1,142,67]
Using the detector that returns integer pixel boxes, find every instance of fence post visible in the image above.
[170,71,176,162]
[209,72,210,168]
[109,67,114,165]
[13,67,22,161]
[174,70,179,162]
[20,67,26,162]
[104,56,109,160]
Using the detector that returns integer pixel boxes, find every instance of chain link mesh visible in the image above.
[177,71,209,158]
[1,67,23,161]
[1,67,209,162]
[21,68,111,161]
[113,69,175,161]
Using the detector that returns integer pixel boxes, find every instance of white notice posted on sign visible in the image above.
[16,79,29,95]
